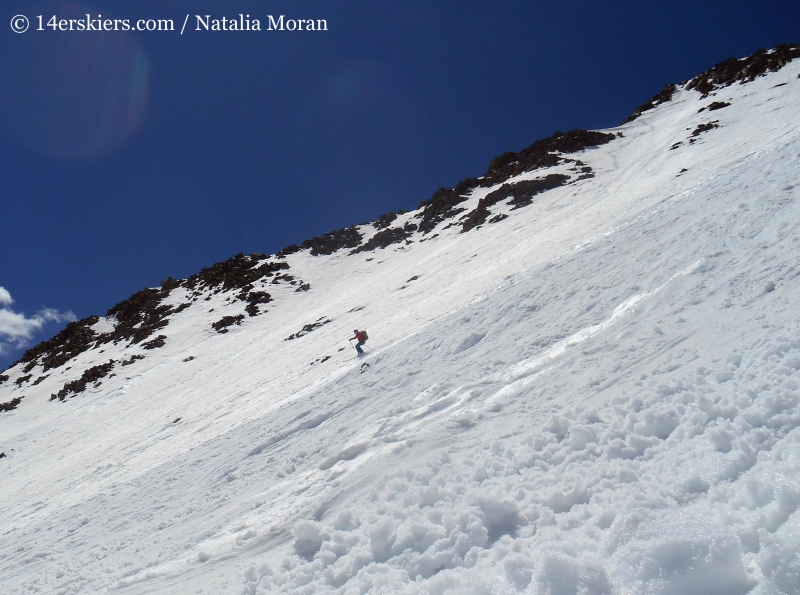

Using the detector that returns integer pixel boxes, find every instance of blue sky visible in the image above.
[1,0,799,370]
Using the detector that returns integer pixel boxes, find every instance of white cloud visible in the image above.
[0,287,76,356]
[0,286,12,306]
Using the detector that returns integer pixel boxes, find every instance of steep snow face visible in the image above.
[1,59,800,594]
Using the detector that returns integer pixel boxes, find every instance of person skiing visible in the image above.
[349,329,367,354]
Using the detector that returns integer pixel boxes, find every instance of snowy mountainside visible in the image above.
[1,46,800,594]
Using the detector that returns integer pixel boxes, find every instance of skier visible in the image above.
[349,329,367,354]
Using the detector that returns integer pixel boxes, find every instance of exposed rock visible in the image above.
[100,289,173,346]
[1,395,24,412]
[185,253,288,293]
[480,130,615,188]
[242,290,273,317]
[706,101,731,111]
[160,277,181,292]
[14,315,99,373]
[417,188,469,234]
[272,273,295,285]
[352,223,417,254]
[689,121,720,143]
[507,174,571,209]
[212,315,245,334]
[285,318,331,341]
[173,303,191,315]
[276,244,301,258]
[242,290,272,305]
[14,374,31,387]
[461,174,570,232]
[301,227,363,256]
[373,212,398,229]
[51,360,115,401]
[687,44,800,97]
[142,335,167,349]
[121,355,145,366]
[622,84,677,125]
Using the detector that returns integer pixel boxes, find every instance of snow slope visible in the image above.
[1,54,800,594]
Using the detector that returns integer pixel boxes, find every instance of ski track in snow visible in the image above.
[1,63,800,594]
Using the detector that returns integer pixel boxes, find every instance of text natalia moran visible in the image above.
[195,14,328,31]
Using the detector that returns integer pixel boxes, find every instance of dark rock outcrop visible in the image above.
[121,355,145,366]
[14,374,31,386]
[687,44,800,97]
[276,244,301,258]
[1,395,24,412]
[243,291,273,317]
[285,318,331,341]
[185,253,288,293]
[417,188,469,234]
[142,335,167,349]
[706,101,731,111]
[300,227,363,256]
[622,84,677,125]
[352,222,418,254]
[373,212,398,229]
[51,360,115,401]
[100,289,173,346]
[461,174,570,232]
[15,315,99,373]
[212,315,245,334]
[689,121,720,144]
[480,130,615,188]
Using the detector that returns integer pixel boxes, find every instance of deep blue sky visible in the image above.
[1,0,799,370]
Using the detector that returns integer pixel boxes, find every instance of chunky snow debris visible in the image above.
[243,330,800,594]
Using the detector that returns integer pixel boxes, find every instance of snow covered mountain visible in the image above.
[2,45,800,595]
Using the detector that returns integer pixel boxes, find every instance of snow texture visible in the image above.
[1,58,800,595]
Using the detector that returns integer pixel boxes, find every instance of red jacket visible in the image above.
[354,331,366,342]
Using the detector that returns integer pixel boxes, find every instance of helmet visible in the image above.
[354,329,358,333]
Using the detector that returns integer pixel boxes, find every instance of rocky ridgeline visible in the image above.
[4,252,306,399]
[623,43,800,124]
[3,44,798,398]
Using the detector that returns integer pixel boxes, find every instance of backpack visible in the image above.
[361,330,368,341]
